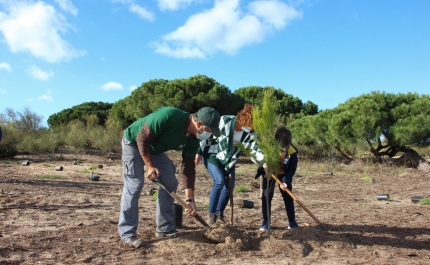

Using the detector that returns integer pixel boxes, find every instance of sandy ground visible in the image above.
[1,150,430,265]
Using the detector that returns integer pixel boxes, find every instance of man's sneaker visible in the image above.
[123,236,145,248]
[155,229,188,239]
[209,213,217,225]
[259,220,268,231]
[288,221,299,229]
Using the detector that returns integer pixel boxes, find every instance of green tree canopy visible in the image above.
[233,86,319,118]
[110,74,244,128]
[290,91,430,169]
[47,101,113,128]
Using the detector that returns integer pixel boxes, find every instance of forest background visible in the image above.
[1,74,429,172]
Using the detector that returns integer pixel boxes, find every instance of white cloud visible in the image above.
[0,62,12,71]
[0,88,6,94]
[248,0,302,29]
[0,1,86,63]
[54,0,78,16]
[100,56,106,61]
[100,82,124,91]
[151,0,302,59]
[26,98,34,102]
[26,65,54,81]
[129,4,155,21]
[157,0,196,11]
[129,85,137,91]
[37,90,53,101]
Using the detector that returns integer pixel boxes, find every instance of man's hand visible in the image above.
[263,163,272,177]
[194,154,202,165]
[263,163,268,172]
[185,202,196,217]
[146,166,160,180]
[280,183,288,191]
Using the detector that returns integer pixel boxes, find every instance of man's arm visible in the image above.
[181,153,197,216]
[136,123,159,179]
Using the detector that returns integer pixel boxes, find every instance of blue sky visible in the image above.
[0,0,429,126]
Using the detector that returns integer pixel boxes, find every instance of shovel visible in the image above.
[271,173,321,225]
[151,178,209,228]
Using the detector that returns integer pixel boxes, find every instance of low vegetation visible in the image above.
[35,175,66,180]
[235,185,248,193]
[0,79,428,174]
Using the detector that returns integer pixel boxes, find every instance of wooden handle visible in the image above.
[229,175,234,225]
[271,173,321,225]
[153,180,209,227]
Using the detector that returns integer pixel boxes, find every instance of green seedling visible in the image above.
[195,202,208,211]
[151,191,158,201]
[235,185,247,193]
[89,165,98,170]
[35,175,66,180]
[419,198,430,205]
[74,168,90,173]
[360,176,372,182]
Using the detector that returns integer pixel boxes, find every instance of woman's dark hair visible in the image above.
[275,126,292,147]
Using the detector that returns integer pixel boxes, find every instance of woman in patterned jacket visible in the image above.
[195,104,264,224]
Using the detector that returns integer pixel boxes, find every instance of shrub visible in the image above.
[235,185,247,193]
[419,198,430,205]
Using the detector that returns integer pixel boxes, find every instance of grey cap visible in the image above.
[196,107,221,137]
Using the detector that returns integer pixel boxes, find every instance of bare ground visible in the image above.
[1,150,429,265]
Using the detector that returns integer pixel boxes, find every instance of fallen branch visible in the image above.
[1,180,17,204]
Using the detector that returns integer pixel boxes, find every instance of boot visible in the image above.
[218,213,226,224]
[209,213,217,225]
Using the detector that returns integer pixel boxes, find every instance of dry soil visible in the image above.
[1,150,429,265]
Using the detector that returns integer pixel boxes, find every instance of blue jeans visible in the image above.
[203,158,236,215]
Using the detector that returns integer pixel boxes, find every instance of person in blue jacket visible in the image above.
[256,126,299,230]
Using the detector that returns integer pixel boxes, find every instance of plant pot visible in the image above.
[411,195,424,203]
[173,203,183,228]
[377,194,389,200]
[147,188,157,196]
[240,199,254,208]
[89,174,100,181]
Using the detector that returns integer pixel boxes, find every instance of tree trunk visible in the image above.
[333,145,354,161]
[393,149,430,173]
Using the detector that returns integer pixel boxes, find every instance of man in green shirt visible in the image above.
[118,106,221,248]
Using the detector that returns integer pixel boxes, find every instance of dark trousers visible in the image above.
[261,176,295,223]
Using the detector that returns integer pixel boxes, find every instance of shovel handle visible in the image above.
[152,179,209,227]
[271,173,321,225]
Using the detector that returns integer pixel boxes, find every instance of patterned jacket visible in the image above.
[198,115,264,174]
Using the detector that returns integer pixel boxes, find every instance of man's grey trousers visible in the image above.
[118,136,178,240]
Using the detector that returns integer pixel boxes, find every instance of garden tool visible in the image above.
[271,173,322,225]
[228,174,234,225]
[151,178,209,228]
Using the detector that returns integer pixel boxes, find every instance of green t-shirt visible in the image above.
[124,107,199,157]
